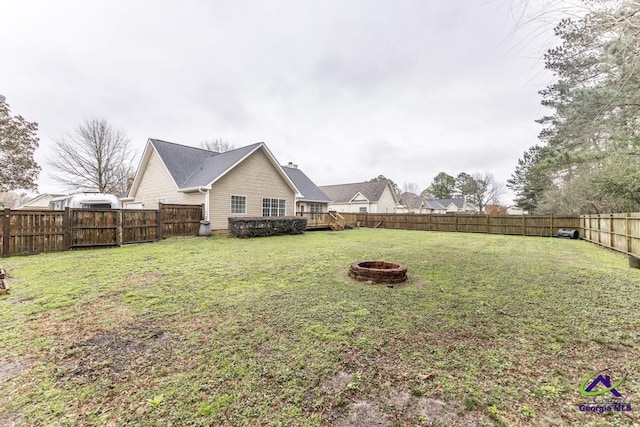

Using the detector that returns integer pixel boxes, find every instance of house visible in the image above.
[506,206,528,215]
[124,139,302,232]
[319,181,399,213]
[281,163,331,214]
[428,198,478,213]
[422,198,448,214]
[396,192,422,213]
[17,193,65,210]
[396,195,477,214]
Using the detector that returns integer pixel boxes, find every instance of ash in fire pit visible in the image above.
[349,260,407,284]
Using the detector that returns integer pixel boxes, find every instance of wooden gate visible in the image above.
[69,209,119,248]
[122,209,159,244]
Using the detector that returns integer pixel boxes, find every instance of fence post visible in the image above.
[609,213,614,250]
[455,214,459,232]
[63,207,71,250]
[522,215,526,236]
[627,213,632,255]
[597,215,601,245]
[428,214,431,231]
[486,214,490,234]
[157,203,164,240]
[116,209,123,246]
[2,209,10,257]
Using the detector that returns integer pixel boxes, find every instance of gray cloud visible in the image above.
[0,0,561,203]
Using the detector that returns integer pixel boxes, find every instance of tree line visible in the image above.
[508,0,640,214]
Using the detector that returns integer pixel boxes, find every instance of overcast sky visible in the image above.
[1,0,566,202]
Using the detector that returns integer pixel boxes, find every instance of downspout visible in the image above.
[198,188,210,221]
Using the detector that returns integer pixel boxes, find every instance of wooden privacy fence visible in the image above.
[580,213,640,258]
[1,203,204,257]
[341,213,581,237]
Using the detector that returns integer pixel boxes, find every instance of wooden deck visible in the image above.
[297,212,347,230]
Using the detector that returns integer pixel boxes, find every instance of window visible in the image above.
[359,207,368,213]
[231,195,246,214]
[263,198,286,216]
[310,204,324,213]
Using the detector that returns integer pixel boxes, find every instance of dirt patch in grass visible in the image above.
[321,371,354,395]
[0,358,34,382]
[0,412,24,427]
[58,319,172,383]
[123,271,166,286]
[328,388,488,427]
[7,296,34,305]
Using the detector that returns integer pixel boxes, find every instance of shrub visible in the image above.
[228,217,307,238]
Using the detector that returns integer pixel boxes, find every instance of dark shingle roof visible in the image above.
[150,139,263,189]
[181,143,262,188]
[434,198,465,209]
[423,199,447,209]
[318,181,391,203]
[150,139,218,187]
[398,192,421,207]
[282,166,331,202]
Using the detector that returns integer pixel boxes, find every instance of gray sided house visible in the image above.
[124,139,301,231]
[319,181,399,213]
[281,163,331,214]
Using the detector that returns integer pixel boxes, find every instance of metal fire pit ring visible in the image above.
[348,260,407,284]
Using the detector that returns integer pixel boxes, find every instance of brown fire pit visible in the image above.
[349,260,407,284]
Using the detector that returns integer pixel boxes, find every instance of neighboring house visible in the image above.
[422,198,447,214]
[506,206,528,215]
[396,192,422,214]
[396,195,475,214]
[428,197,478,213]
[281,163,331,214]
[319,181,399,213]
[124,139,301,231]
[17,193,65,210]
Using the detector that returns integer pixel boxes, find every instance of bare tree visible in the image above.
[200,138,235,153]
[48,118,136,194]
[469,173,506,212]
[400,182,421,213]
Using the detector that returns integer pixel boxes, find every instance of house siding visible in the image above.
[208,149,296,230]
[374,187,397,213]
[131,149,204,208]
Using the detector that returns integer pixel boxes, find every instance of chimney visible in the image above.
[287,162,298,169]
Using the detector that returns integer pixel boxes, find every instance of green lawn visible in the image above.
[0,229,638,426]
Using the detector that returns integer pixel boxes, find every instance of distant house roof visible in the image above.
[282,165,331,203]
[18,193,65,209]
[398,192,421,207]
[434,198,466,209]
[319,181,395,204]
[423,199,447,210]
[129,138,299,196]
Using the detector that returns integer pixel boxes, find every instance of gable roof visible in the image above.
[433,198,466,209]
[282,166,331,203]
[423,198,446,210]
[129,138,300,196]
[150,139,217,187]
[319,181,396,204]
[398,192,421,207]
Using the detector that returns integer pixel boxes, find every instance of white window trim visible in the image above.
[231,195,247,215]
[262,197,287,217]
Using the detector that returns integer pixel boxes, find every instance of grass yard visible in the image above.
[0,229,639,426]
